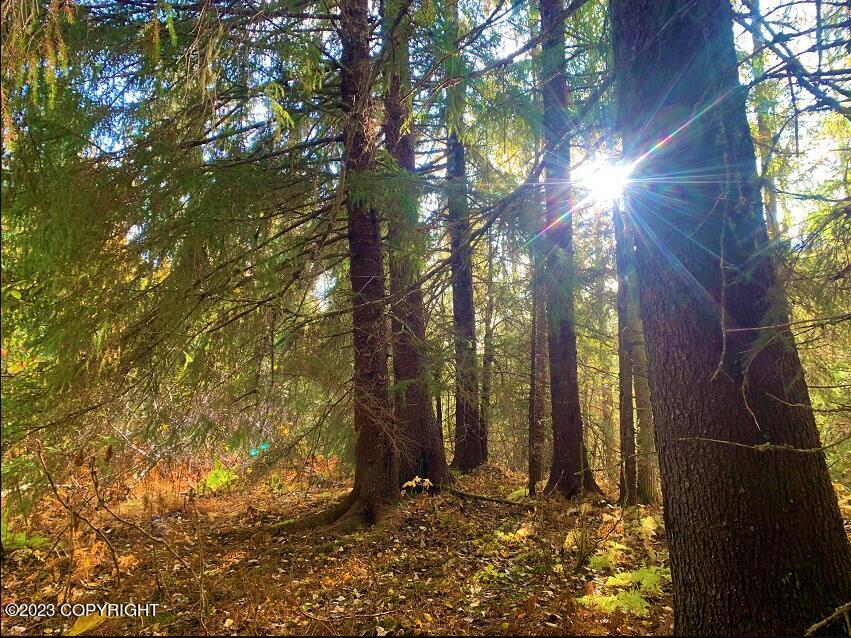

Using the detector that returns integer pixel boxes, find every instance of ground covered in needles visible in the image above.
[3,464,850,636]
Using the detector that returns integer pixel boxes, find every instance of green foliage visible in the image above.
[588,552,615,571]
[577,590,651,616]
[202,460,237,493]
[266,473,287,495]
[605,566,670,596]
[578,564,669,617]
[474,563,509,583]
[1,513,49,552]
[1,0,846,512]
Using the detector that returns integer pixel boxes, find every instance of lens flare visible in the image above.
[575,159,632,204]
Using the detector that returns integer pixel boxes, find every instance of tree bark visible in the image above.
[298,0,399,531]
[540,0,599,497]
[614,203,637,506]
[446,0,484,473]
[611,0,851,633]
[382,0,451,487]
[528,261,547,495]
[435,369,443,435]
[600,382,616,484]
[480,228,496,464]
[620,213,657,505]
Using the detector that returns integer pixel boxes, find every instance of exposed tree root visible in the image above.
[448,488,535,510]
[544,473,604,500]
[278,491,397,535]
[278,491,358,533]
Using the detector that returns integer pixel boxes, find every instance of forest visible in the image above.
[1,0,850,635]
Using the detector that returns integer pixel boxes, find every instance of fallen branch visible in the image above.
[448,488,535,509]
[804,600,851,636]
[298,606,401,623]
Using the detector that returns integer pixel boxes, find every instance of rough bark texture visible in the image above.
[446,0,484,473]
[435,370,443,434]
[382,0,451,488]
[528,266,546,495]
[540,0,599,497]
[600,382,617,484]
[480,229,496,464]
[337,0,398,528]
[631,323,656,504]
[614,204,637,506]
[611,0,851,633]
[621,213,657,505]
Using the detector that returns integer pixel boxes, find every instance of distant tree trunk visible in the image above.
[614,203,637,506]
[434,368,444,436]
[446,0,483,473]
[382,0,450,487]
[620,213,657,504]
[750,0,783,245]
[631,322,656,503]
[480,228,496,463]
[600,382,616,483]
[611,0,851,633]
[295,0,397,531]
[540,0,599,497]
[528,260,546,495]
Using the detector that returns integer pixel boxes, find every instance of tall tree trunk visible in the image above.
[382,0,451,487]
[540,0,599,497]
[307,0,397,530]
[620,213,657,505]
[435,368,444,436]
[750,0,783,244]
[528,260,547,495]
[446,0,483,473]
[611,0,851,633]
[599,382,616,484]
[614,203,637,506]
[434,366,443,435]
[480,228,496,463]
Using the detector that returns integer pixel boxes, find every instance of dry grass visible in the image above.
[17,461,845,635]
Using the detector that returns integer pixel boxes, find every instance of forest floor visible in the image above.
[3,464,850,636]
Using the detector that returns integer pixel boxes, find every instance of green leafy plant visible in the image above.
[605,566,670,595]
[1,512,48,552]
[577,590,651,616]
[201,460,237,493]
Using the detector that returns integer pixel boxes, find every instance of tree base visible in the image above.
[281,490,396,534]
[544,474,603,500]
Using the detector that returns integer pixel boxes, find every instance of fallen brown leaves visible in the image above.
[0,463,725,636]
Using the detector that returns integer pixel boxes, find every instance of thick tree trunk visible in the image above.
[446,0,483,473]
[480,229,496,464]
[614,204,637,506]
[382,0,451,487]
[528,264,547,495]
[611,0,851,633]
[330,0,397,529]
[540,0,599,497]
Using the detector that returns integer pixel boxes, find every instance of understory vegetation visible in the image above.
[2,0,850,635]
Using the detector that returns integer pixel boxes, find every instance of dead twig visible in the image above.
[448,488,535,509]
[35,448,122,587]
[804,600,851,636]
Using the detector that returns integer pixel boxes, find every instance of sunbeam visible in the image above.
[575,158,633,205]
